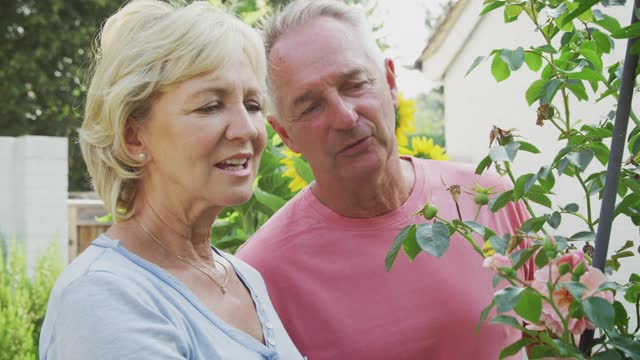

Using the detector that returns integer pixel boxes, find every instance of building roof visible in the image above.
[414,0,484,80]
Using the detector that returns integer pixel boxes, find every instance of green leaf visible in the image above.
[490,315,534,335]
[386,224,415,271]
[475,301,496,334]
[592,31,613,54]
[514,173,536,200]
[511,245,540,270]
[583,296,615,330]
[475,155,493,175]
[564,203,579,212]
[504,5,523,22]
[489,190,514,212]
[489,234,509,255]
[524,52,543,72]
[615,193,640,217]
[595,14,622,33]
[402,226,422,261]
[537,170,555,192]
[520,216,546,233]
[466,56,487,76]
[570,231,595,242]
[566,150,594,172]
[499,47,525,71]
[562,281,588,300]
[544,211,561,229]
[526,79,547,105]
[579,48,603,71]
[526,191,553,208]
[608,336,640,359]
[514,288,542,324]
[292,156,315,183]
[592,349,623,360]
[611,22,640,39]
[499,337,536,359]
[560,0,598,26]
[416,222,450,258]
[567,67,607,82]
[495,286,525,313]
[517,141,541,154]
[489,141,520,162]
[588,142,611,165]
[613,301,628,329]
[464,221,487,238]
[253,182,287,212]
[480,1,505,16]
[541,78,562,104]
[491,54,511,82]
[568,80,589,101]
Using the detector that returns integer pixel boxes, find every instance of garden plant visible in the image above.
[386,0,640,358]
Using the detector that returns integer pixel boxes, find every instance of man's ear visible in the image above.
[124,119,146,157]
[268,116,300,153]
[384,58,399,109]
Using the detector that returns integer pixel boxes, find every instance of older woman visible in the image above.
[39,1,304,359]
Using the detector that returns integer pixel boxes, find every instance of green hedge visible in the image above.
[0,240,63,360]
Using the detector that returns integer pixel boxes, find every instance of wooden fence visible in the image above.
[67,199,111,261]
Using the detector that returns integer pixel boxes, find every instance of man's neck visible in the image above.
[311,157,415,218]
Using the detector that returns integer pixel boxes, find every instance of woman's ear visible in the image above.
[268,116,300,153]
[124,119,146,157]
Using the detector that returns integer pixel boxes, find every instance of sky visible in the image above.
[372,0,451,96]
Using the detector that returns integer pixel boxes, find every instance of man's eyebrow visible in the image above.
[337,68,371,81]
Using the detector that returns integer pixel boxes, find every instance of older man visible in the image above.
[237,1,529,359]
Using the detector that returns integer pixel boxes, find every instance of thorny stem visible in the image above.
[575,172,595,232]
[504,162,550,239]
[435,216,485,257]
[474,205,483,222]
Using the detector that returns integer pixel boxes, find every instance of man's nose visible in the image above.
[329,95,357,130]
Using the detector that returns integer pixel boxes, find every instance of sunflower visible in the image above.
[395,92,416,147]
[405,136,448,160]
[280,148,309,193]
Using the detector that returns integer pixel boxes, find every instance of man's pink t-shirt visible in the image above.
[238,157,531,360]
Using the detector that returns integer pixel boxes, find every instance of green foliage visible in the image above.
[0,240,63,360]
[0,0,125,191]
[392,0,640,357]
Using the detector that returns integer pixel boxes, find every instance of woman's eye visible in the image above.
[245,101,262,113]
[197,102,221,113]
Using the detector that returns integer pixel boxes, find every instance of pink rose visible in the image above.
[529,250,613,337]
[482,254,512,271]
[556,250,586,270]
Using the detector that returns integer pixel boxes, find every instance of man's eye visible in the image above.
[300,103,320,117]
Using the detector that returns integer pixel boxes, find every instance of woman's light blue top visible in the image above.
[39,235,305,360]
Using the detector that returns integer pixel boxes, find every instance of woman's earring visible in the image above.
[137,153,147,162]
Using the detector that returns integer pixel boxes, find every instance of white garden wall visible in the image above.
[0,135,68,269]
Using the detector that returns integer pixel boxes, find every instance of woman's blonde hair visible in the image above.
[79,0,266,222]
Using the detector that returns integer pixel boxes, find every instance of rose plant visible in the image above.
[387,1,640,358]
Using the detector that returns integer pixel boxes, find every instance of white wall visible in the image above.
[0,136,68,269]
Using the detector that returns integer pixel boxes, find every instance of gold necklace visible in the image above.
[133,217,229,294]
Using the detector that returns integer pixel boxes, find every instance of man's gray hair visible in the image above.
[262,0,384,118]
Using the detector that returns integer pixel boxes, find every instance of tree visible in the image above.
[1,0,125,190]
